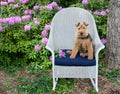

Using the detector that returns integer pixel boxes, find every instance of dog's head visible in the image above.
[75,22,89,38]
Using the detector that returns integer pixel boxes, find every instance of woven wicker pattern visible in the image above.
[54,66,96,78]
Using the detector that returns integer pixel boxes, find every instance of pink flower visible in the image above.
[33,18,37,21]
[20,0,29,4]
[0,1,8,6]
[44,5,53,11]
[13,16,21,23]
[100,10,106,16]
[33,18,40,25]
[82,0,88,5]
[101,38,107,44]
[41,38,48,44]
[34,45,41,51]
[41,30,48,37]
[33,5,40,11]
[45,24,51,31]
[24,25,31,31]
[14,4,19,8]
[59,50,65,57]
[8,18,15,25]
[1,18,9,23]
[24,10,32,15]
[8,0,14,3]
[22,15,31,21]
[49,1,57,7]
[94,10,100,15]
[50,56,52,61]
[57,6,63,11]
[34,20,40,25]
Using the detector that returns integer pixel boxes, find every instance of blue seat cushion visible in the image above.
[55,50,96,66]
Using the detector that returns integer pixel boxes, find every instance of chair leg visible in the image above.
[52,77,58,90]
[90,78,98,92]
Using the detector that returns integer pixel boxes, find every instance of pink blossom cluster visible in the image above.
[93,9,109,16]
[20,0,29,4]
[24,10,32,15]
[41,24,51,45]
[34,45,41,51]
[0,0,29,6]
[43,1,62,11]
[0,1,8,6]
[0,16,21,25]
[24,25,30,31]
[101,38,107,44]
[14,4,19,8]
[82,0,88,5]
[22,15,31,21]
[59,50,65,57]
[8,0,14,3]
[33,5,40,11]
[33,18,40,25]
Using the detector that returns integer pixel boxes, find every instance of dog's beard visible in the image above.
[77,33,88,38]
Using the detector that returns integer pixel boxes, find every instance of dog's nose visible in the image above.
[80,32,83,35]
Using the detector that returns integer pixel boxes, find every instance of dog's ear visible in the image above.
[83,22,89,26]
[75,22,80,27]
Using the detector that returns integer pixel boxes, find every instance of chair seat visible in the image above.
[55,50,96,66]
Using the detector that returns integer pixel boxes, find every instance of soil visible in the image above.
[73,76,120,94]
[0,70,120,94]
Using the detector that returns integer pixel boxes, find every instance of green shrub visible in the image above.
[0,1,62,66]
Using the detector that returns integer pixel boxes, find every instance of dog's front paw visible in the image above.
[70,55,75,59]
[66,50,72,54]
[88,56,93,60]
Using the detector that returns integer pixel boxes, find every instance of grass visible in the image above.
[0,61,120,94]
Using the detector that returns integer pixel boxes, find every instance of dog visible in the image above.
[67,22,94,60]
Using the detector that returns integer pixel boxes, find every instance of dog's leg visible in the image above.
[70,42,78,59]
[87,43,93,60]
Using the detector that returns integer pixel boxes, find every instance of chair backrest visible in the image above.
[48,7,101,50]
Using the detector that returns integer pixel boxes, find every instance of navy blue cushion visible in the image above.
[55,50,96,66]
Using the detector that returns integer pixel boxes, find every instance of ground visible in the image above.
[0,69,120,94]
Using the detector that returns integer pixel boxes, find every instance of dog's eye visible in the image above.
[83,27,85,29]
[78,28,80,30]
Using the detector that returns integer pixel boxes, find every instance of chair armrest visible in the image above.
[94,42,105,58]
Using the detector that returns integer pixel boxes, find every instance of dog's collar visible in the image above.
[77,34,92,40]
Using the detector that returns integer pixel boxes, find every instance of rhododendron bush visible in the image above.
[0,0,109,67]
[0,0,62,66]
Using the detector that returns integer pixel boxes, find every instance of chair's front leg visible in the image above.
[53,77,58,90]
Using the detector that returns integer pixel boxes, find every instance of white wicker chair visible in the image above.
[46,7,105,92]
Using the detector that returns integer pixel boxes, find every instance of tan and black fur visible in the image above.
[67,22,94,60]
